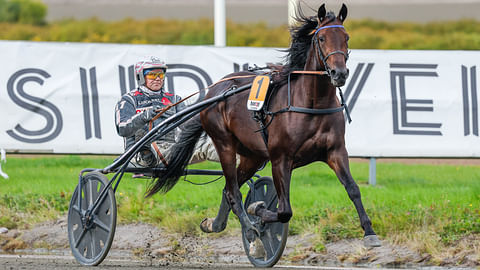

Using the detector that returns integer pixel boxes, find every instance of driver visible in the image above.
[115,56,218,170]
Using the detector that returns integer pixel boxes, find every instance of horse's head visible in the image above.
[312,4,350,87]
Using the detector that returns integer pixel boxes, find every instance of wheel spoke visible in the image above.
[261,229,275,258]
[268,222,283,237]
[87,180,94,206]
[89,230,97,257]
[264,185,277,210]
[84,230,92,258]
[93,218,110,233]
[74,228,87,248]
[95,195,111,216]
[72,205,82,215]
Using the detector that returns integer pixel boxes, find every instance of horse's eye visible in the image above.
[346,35,350,42]
[318,36,325,42]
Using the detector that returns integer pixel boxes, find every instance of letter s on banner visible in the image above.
[6,68,63,143]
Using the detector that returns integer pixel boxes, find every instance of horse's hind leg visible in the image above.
[200,155,265,233]
[327,148,381,247]
[248,156,293,224]
[205,140,262,241]
[200,188,230,233]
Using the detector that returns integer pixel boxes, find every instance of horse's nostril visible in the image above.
[330,69,337,76]
[336,68,348,79]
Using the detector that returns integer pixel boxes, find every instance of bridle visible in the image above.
[311,25,350,77]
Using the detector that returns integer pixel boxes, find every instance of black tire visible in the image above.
[67,172,117,266]
[242,177,289,267]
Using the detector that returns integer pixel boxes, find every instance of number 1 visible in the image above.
[255,77,264,99]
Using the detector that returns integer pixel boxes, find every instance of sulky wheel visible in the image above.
[242,176,289,267]
[67,171,117,266]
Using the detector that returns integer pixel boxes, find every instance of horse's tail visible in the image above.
[145,114,204,197]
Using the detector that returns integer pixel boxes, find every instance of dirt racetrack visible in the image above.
[1,215,479,269]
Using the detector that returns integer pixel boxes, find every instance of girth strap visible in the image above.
[278,104,346,115]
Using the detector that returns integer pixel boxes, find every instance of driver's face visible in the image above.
[144,69,165,91]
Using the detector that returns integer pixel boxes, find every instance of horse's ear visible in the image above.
[338,3,348,22]
[317,4,326,24]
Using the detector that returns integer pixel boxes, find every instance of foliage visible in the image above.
[0,0,46,25]
[345,19,480,50]
[0,17,480,49]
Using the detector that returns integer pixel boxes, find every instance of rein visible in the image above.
[149,73,260,127]
[146,74,259,166]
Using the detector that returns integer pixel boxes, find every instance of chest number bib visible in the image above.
[247,75,270,111]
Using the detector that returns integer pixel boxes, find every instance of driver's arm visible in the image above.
[115,96,152,137]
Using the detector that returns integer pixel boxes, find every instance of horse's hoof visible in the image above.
[247,201,266,216]
[363,235,382,247]
[200,218,214,233]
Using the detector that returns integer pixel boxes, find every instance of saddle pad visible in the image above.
[247,75,270,111]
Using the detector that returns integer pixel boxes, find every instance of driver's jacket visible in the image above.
[115,86,185,151]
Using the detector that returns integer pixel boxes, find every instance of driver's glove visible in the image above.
[141,105,162,122]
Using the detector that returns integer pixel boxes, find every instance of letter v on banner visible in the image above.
[461,65,478,136]
[343,63,374,119]
[79,67,102,140]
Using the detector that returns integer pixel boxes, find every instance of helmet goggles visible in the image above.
[144,69,165,80]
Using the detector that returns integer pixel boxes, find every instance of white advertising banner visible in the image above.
[0,40,478,157]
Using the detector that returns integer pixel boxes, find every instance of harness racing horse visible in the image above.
[146,3,381,248]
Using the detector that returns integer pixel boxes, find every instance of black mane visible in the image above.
[282,8,337,76]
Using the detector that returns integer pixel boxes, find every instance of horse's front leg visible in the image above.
[248,156,293,224]
[327,148,382,247]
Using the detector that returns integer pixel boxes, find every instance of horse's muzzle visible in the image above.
[330,68,349,87]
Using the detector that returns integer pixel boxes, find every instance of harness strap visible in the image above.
[291,70,328,75]
[286,72,348,116]
[286,105,345,114]
[147,91,199,168]
[264,72,352,120]
[253,111,270,146]
[151,141,169,167]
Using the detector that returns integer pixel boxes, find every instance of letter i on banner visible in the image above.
[80,67,102,140]
[462,65,478,136]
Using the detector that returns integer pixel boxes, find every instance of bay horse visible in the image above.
[146,3,381,247]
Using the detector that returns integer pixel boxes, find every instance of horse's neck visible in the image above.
[293,57,337,108]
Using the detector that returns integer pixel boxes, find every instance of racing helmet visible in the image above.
[134,56,167,86]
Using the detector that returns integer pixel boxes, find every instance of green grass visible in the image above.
[0,155,479,260]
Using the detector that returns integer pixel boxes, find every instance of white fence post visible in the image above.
[369,157,376,186]
[288,0,299,27]
[214,0,226,47]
